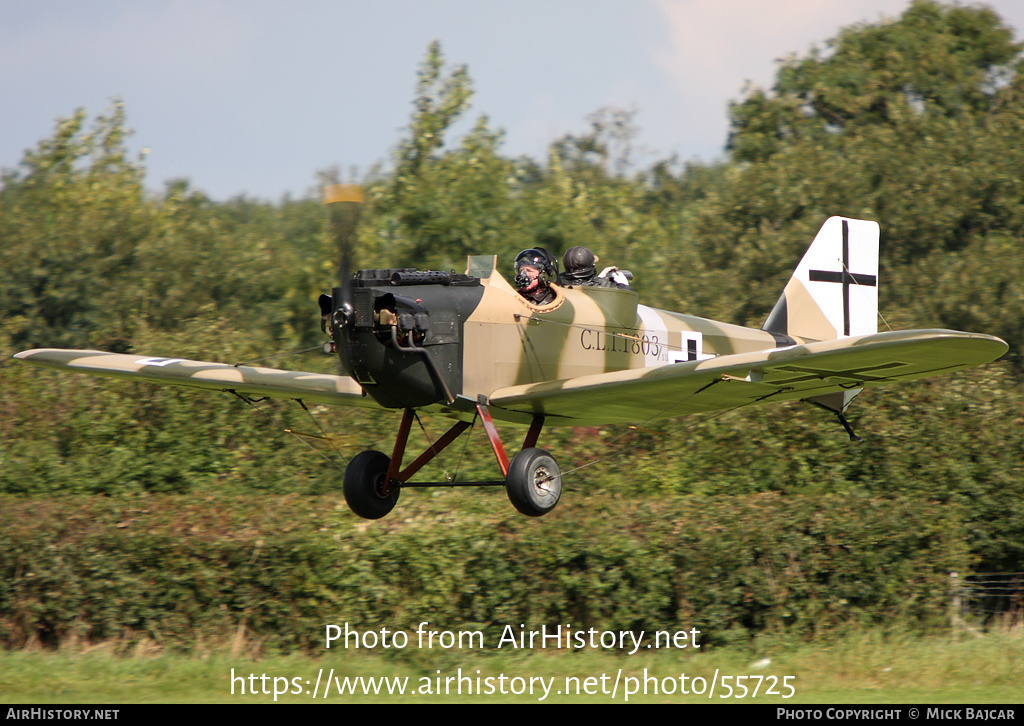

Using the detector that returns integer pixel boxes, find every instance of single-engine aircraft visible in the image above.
[15,186,1008,519]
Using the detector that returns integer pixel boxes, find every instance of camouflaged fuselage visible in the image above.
[339,255,809,422]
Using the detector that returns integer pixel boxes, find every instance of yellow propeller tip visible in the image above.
[322,184,365,205]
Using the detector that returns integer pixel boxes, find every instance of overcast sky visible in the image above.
[3,0,1022,200]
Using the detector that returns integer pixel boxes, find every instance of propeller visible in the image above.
[323,183,365,331]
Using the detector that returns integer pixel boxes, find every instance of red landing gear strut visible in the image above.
[342,400,562,520]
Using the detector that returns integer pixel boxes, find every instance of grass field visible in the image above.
[2,628,1020,704]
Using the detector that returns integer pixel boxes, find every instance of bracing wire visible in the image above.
[413,411,453,483]
[837,255,894,333]
[229,391,348,474]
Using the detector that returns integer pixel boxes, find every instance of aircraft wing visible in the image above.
[486,329,1008,426]
[13,348,381,409]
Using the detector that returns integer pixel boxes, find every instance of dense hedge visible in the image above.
[0,492,968,653]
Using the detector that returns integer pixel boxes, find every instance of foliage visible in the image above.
[365,42,516,272]
[0,103,151,351]
[727,0,1021,162]
[0,493,968,651]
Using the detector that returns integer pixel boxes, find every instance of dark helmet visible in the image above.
[513,247,558,287]
[562,246,598,277]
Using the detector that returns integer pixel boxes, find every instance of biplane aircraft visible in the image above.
[15,186,1008,519]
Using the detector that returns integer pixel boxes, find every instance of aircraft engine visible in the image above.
[326,269,484,409]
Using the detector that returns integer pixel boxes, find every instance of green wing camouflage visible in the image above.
[485,329,1008,426]
[13,349,379,409]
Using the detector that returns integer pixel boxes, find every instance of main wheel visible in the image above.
[505,448,562,517]
[343,450,400,520]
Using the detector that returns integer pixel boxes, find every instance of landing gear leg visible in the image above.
[475,398,562,517]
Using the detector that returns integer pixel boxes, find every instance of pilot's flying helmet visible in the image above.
[513,248,558,288]
[562,246,599,278]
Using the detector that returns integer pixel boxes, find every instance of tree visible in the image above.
[685,0,1024,357]
[368,42,518,271]
[727,0,1022,163]
[0,102,151,353]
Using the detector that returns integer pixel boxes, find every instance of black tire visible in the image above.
[343,450,399,520]
[506,448,562,517]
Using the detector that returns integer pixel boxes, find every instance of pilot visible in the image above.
[513,248,558,305]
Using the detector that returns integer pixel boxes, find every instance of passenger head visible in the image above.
[562,246,598,279]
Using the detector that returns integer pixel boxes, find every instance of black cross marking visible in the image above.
[807,219,877,336]
[770,361,908,386]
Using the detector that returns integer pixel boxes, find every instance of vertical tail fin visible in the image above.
[762,217,879,341]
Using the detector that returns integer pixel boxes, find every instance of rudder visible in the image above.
[762,217,879,341]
